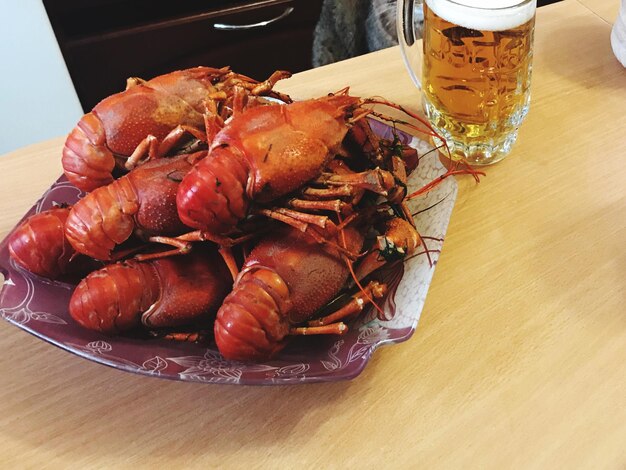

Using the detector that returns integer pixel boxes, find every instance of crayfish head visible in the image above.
[381,217,421,258]
[354,216,421,281]
[376,235,408,263]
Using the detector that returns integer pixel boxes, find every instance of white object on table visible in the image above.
[611,0,626,66]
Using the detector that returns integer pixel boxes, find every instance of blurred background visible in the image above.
[0,0,562,153]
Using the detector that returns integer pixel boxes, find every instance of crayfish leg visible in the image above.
[134,236,192,262]
[308,280,388,326]
[318,167,396,197]
[287,198,349,214]
[257,208,360,261]
[250,70,293,103]
[217,246,240,281]
[289,323,348,336]
[256,207,330,230]
[354,217,422,280]
[155,124,208,158]
[126,135,159,170]
[158,331,208,343]
[135,237,241,282]
[125,77,146,89]
[301,185,354,199]
[231,85,249,117]
[125,125,208,170]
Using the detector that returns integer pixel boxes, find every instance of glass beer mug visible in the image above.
[397,0,537,165]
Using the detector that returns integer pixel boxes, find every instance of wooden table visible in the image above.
[1,0,624,467]
[577,0,621,23]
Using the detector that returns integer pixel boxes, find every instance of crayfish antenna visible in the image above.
[417,143,446,163]
[454,157,484,183]
[406,235,445,268]
[406,163,485,200]
[361,96,450,154]
[332,86,351,96]
[412,192,451,217]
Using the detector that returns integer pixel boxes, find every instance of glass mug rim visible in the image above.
[427,0,536,12]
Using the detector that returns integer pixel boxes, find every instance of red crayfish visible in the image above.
[70,246,231,335]
[177,92,360,236]
[176,89,457,242]
[62,66,291,192]
[7,206,97,279]
[215,214,424,361]
[203,90,482,361]
[9,66,486,363]
[64,151,206,261]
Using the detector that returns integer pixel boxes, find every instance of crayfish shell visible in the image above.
[70,247,231,335]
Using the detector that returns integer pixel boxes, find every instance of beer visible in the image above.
[421,0,536,164]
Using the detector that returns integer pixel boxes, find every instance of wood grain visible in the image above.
[577,0,621,23]
[0,0,624,468]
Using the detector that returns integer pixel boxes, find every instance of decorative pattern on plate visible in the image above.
[0,120,457,385]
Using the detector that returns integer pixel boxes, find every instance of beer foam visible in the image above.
[425,0,536,31]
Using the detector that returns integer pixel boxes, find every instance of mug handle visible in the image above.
[397,0,423,90]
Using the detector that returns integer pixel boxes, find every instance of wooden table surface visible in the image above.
[1,0,624,468]
[577,0,621,23]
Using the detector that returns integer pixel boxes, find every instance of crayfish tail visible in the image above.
[69,261,160,335]
[7,207,74,279]
[215,267,292,361]
[62,112,116,192]
[65,180,138,261]
[177,148,249,234]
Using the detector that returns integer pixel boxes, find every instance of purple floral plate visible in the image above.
[0,121,457,384]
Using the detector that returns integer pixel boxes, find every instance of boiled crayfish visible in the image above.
[64,151,206,261]
[7,206,99,279]
[70,246,230,335]
[62,66,291,192]
[214,224,366,361]
[175,88,465,244]
[7,66,484,361]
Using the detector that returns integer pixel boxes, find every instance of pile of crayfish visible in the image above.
[8,66,482,361]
